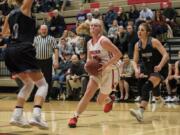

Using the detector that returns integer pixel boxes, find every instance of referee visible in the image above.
[33,24,59,102]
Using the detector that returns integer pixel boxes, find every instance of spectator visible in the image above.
[53,51,72,99]
[151,9,168,42]
[85,13,95,25]
[162,3,178,35]
[66,28,81,54]
[58,37,74,61]
[116,7,128,27]
[104,3,117,31]
[49,9,66,38]
[138,3,154,21]
[107,19,119,43]
[66,54,86,100]
[128,5,140,23]
[114,25,128,54]
[76,9,87,24]
[163,3,177,22]
[126,24,139,59]
[119,54,134,100]
[92,8,101,19]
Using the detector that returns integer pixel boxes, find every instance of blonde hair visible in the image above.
[76,22,90,36]
[8,0,23,6]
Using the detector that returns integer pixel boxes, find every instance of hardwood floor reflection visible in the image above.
[0,94,180,135]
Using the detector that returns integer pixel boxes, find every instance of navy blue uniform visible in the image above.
[4,9,40,73]
[138,37,168,80]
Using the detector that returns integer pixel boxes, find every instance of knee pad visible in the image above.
[141,80,153,102]
[35,78,48,99]
[17,78,34,101]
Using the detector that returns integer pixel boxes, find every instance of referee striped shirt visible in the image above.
[33,35,58,60]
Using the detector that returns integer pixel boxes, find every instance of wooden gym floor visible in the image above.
[0,93,180,135]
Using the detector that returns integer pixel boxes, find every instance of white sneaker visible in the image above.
[151,96,156,103]
[134,96,140,102]
[152,97,165,112]
[170,96,178,102]
[29,116,48,130]
[10,116,31,128]
[129,108,143,122]
[165,96,171,102]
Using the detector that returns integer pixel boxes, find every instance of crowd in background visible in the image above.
[0,1,180,103]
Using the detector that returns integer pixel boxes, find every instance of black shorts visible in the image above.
[4,43,40,73]
[150,64,169,81]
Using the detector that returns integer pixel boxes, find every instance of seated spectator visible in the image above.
[76,9,87,24]
[107,19,119,43]
[92,8,102,19]
[66,54,87,100]
[119,54,134,100]
[85,13,95,25]
[49,9,66,38]
[163,3,177,23]
[162,3,178,36]
[116,7,128,27]
[104,3,117,31]
[66,28,81,54]
[165,63,178,102]
[137,3,154,22]
[58,37,74,60]
[128,5,140,23]
[151,9,169,42]
[126,24,139,59]
[52,51,72,98]
[114,25,128,54]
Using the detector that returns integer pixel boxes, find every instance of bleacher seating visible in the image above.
[0,0,180,87]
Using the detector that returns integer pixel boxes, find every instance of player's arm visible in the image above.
[86,43,92,62]
[2,16,10,37]
[1,16,10,47]
[101,37,122,68]
[152,38,169,70]
[21,0,34,17]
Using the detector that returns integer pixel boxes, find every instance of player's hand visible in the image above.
[139,73,148,78]
[98,63,107,72]
[154,65,162,72]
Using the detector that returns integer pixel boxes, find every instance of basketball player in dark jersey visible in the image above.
[2,0,48,129]
[129,23,169,122]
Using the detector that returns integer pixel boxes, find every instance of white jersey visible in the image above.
[87,36,112,64]
[87,36,120,94]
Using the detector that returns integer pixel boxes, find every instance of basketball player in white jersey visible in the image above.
[68,19,122,128]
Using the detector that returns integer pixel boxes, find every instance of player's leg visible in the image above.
[68,78,99,128]
[130,75,161,122]
[10,73,34,128]
[28,71,49,129]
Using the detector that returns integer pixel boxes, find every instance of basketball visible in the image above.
[84,59,102,76]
